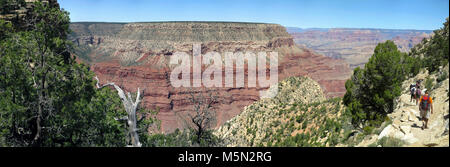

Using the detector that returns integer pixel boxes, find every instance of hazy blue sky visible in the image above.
[59,0,449,30]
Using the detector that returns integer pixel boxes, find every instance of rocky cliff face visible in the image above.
[69,22,352,133]
[289,28,432,69]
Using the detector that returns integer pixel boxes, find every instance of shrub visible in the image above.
[425,76,434,90]
[302,121,308,130]
[246,128,252,135]
[437,71,448,83]
[367,142,378,147]
[273,120,281,127]
[363,126,375,135]
[377,137,405,147]
[296,115,304,123]
[319,106,326,113]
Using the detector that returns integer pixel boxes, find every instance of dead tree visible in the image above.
[95,76,142,147]
[188,88,218,145]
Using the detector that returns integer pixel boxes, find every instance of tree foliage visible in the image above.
[0,2,150,147]
[411,18,449,72]
[344,18,449,128]
[343,41,417,128]
[0,0,26,15]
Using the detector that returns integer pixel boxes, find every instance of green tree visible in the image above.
[0,0,26,15]
[344,41,415,128]
[423,18,449,72]
[0,2,142,146]
[410,18,449,73]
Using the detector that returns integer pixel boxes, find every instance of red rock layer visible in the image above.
[92,46,351,133]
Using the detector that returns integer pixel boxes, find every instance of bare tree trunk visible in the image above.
[188,88,217,145]
[34,98,42,143]
[95,76,142,147]
[33,43,48,146]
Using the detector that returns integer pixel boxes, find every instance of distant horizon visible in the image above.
[60,0,449,30]
[284,26,436,31]
[69,21,437,31]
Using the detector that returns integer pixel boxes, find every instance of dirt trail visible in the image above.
[396,92,448,146]
[379,68,449,147]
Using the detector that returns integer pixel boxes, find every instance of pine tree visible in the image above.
[0,2,142,147]
[343,40,416,128]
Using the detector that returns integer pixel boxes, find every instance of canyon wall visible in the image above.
[69,22,352,132]
[288,28,432,69]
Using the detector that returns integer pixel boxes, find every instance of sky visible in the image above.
[59,0,449,30]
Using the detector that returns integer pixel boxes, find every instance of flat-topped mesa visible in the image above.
[71,22,292,41]
[70,22,351,133]
[70,22,294,63]
[118,22,292,42]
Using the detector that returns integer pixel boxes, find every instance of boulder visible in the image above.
[408,110,420,123]
[357,135,378,147]
[400,111,409,122]
[409,108,420,118]
[443,118,449,136]
[378,125,394,140]
[402,133,418,144]
[400,126,411,134]
[393,130,406,139]
[392,119,401,129]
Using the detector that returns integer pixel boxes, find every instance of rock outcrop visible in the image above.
[70,22,352,133]
[214,76,348,147]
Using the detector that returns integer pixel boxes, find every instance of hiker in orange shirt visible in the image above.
[419,90,433,130]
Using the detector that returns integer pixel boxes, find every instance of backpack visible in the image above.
[420,95,430,110]
[410,87,416,96]
[416,89,421,97]
[410,84,416,90]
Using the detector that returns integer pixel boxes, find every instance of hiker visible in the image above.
[415,87,422,105]
[410,83,417,104]
[419,89,433,130]
[414,80,423,105]
[416,80,422,89]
